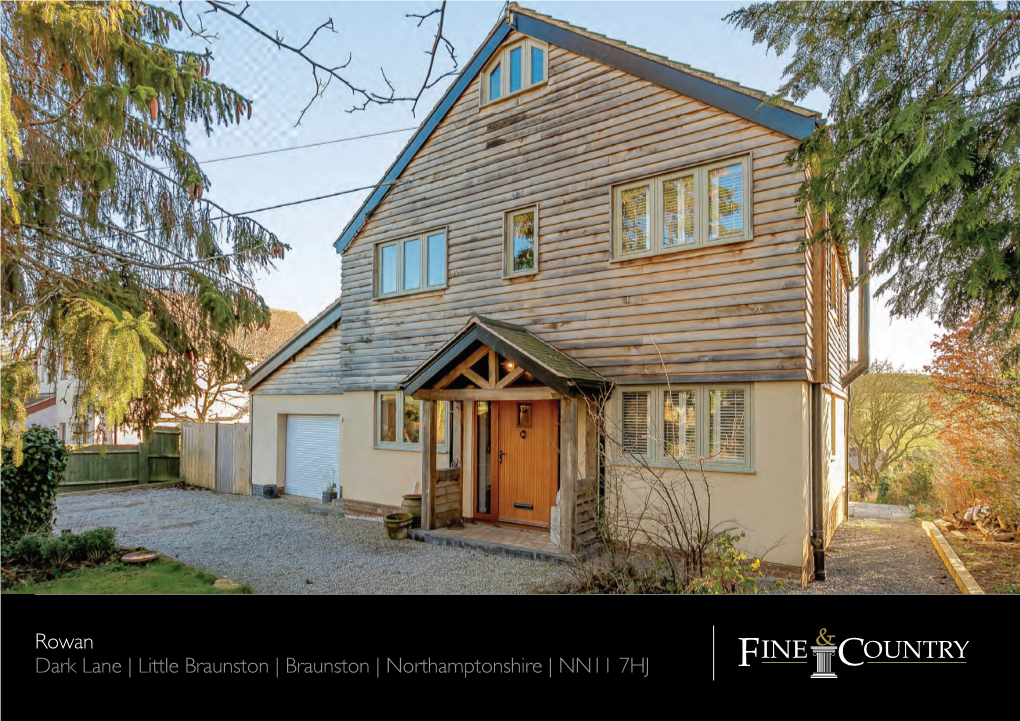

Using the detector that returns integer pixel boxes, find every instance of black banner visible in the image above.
[1,594,998,703]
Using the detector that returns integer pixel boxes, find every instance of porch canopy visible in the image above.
[402,316,607,400]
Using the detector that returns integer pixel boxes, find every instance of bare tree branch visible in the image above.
[195,0,458,122]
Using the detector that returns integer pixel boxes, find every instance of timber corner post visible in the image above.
[558,396,578,553]
[420,399,438,530]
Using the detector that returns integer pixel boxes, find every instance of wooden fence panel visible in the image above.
[232,424,251,495]
[59,428,180,494]
[180,421,250,495]
[181,422,217,490]
[215,424,234,493]
[148,428,181,481]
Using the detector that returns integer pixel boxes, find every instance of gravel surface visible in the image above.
[798,517,960,594]
[55,488,568,594]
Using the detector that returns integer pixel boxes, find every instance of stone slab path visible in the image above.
[798,517,960,594]
[849,501,913,520]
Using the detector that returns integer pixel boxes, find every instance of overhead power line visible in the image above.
[209,181,399,220]
[195,127,417,165]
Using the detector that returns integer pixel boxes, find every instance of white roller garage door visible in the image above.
[285,415,340,498]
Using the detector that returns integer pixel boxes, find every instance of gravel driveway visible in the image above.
[55,488,568,594]
[799,517,960,594]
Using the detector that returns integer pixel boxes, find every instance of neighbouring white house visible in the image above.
[26,358,140,445]
[243,4,865,585]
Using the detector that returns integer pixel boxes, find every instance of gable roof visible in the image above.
[334,3,822,255]
[402,315,607,397]
[244,299,340,392]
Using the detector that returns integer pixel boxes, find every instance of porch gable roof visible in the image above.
[402,316,607,397]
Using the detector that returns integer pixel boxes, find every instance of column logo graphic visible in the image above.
[810,629,837,679]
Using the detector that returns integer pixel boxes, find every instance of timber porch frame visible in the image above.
[405,316,604,551]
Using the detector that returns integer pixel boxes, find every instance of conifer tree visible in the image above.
[1,2,287,461]
[728,2,1020,360]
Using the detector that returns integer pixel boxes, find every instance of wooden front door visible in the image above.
[496,400,559,527]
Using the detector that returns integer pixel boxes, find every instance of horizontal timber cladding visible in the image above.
[335,36,812,388]
[253,324,344,394]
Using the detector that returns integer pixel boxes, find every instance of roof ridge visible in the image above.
[510,3,819,118]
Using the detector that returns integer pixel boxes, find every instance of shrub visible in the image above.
[7,527,118,567]
[78,527,118,562]
[9,531,46,566]
[1,425,67,549]
[879,454,937,507]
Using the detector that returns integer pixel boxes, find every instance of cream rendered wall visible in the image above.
[608,380,812,569]
[824,391,847,524]
[251,390,442,503]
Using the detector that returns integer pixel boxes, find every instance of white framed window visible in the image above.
[504,205,539,277]
[375,228,446,298]
[480,38,548,106]
[611,384,752,471]
[376,391,449,453]
[612,155,752,260]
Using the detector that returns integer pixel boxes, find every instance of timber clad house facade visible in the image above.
[245,5,853,584]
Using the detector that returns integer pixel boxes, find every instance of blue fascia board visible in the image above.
[333,22,513,254]
[244,302,343,391]
[514,13,817,140]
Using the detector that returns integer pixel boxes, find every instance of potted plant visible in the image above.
[321,470,338,504]
[401,494,422,528]
[383,513,414,540]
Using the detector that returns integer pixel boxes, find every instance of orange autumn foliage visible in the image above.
[926,316,1020,529]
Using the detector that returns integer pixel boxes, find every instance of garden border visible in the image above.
[918,519,985,594]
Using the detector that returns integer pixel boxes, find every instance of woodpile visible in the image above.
[935,504,1016,543]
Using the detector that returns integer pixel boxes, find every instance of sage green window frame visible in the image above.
[611,155,753,261]
[503,205,540,278]
[374,391,450,454]
[374,227,447,299]
[480,38,549,106]
[610,383,754,472]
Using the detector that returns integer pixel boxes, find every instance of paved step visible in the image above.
[409,528,571,564]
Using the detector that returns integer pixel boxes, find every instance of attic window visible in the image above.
[481,39,548,106]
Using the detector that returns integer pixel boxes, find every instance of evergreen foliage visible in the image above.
[1,2,290,460]
[0,424,68,548]
[728,2,1020,360]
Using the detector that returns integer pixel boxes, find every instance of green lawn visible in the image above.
[6,558,252,594]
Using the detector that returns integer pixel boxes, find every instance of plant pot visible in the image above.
[383,513,414,540]
[401,494,422,528]
[322,490,337,505]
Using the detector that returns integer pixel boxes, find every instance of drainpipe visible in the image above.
[811,383,826,580]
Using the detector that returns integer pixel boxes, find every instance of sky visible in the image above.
[168,0,944,373]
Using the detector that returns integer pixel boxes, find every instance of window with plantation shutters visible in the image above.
[620,185,650,255]
[614,384,752,470]
[709,388,747,463]
[663,174,696,248]
[664,389,697,458]
[622,391,650,455]
[708,162,745,240]
[612,156,752,259]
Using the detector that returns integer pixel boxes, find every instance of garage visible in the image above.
[284,415,341,498]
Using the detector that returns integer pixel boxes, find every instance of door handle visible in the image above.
[498,450,505,464]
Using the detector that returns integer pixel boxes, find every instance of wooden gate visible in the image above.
[181,422,250,494]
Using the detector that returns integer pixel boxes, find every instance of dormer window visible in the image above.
[481,38,548,106]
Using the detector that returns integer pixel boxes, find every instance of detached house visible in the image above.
[245,5,856,584]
